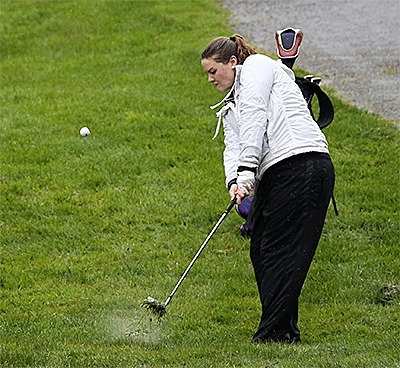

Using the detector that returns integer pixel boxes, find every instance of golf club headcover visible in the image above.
[236,195,253,220]
[275,28,303,69]
[236,180,258,238]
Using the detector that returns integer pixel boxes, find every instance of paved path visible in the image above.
[224,0,400,123]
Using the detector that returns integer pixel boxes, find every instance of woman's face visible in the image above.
[201,56,237,93]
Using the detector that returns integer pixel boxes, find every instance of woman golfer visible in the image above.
[201,35,335,343]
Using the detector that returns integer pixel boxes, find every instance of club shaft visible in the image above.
[164,199,236,307]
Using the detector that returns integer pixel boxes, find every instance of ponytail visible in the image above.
[201,34,257,65]
[229,34,257,64]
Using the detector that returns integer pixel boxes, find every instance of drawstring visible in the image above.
[210,83,235,110]
[210,98,226,111]
[210,83,235,140]
[212,104,232,140]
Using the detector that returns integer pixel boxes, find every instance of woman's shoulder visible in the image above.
[241,54,278,74]
[244,54,295,80]
[239,54,279,82]
[244,53,274,65]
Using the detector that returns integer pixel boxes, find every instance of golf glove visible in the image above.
[237,169,255,196]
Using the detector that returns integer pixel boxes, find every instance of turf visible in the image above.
[1,1,399,367]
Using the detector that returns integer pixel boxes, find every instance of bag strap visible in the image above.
[295,76,335,129]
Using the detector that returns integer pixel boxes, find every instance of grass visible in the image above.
[0,0,399,367]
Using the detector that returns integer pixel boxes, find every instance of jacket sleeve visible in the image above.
[222,105,240,188]
[237,55,274,175]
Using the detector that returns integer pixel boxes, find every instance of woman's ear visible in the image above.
[229,55,238,68]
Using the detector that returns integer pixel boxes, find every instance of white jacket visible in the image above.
[211,54,329,188]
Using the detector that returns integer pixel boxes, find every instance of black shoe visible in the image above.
[240,222,252,238]
[252,335,301,344]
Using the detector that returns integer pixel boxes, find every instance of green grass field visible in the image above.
[1,1,399,367]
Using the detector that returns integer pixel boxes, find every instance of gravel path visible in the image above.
[223,0,400,123]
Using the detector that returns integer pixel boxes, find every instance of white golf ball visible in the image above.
[80,127,91,137]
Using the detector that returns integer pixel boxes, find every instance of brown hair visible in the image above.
[201,34,257,65]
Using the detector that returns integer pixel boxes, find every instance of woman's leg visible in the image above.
[250,153,335,342]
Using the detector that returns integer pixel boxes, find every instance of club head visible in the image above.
[141,296,167,321]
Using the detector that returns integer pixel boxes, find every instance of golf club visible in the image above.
[142,198,237,320]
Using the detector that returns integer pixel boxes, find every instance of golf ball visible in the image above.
[80,127,91,137]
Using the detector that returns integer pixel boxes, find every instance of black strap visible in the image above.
[295,77,335,129]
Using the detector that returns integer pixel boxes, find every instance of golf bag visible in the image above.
[237,28,336,238]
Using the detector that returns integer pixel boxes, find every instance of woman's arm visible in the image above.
[222,107,240,188]
[236,55,274,195]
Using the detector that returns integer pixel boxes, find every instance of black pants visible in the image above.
[250,152,335,343]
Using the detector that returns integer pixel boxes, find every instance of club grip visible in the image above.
[225,198,237,213]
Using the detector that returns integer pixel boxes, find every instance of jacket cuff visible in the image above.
[237,166,257,174]
[227,178,237,190]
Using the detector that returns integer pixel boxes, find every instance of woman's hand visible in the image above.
[229,183,248,205]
